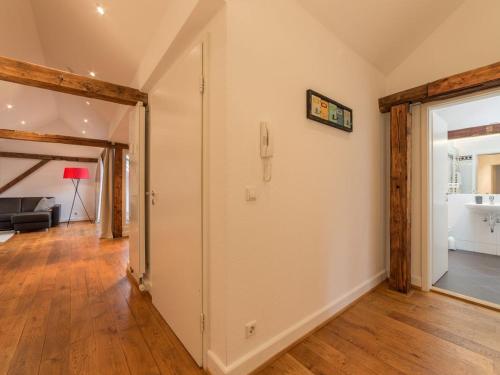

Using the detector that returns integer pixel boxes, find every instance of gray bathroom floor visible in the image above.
[434,250,500,305]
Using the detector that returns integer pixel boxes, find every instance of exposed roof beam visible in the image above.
[0,129,128,149]
[379,61,500,113]
[448,123,500,140]
[0,160,50,194]
[0,55,148,106]
[0,151,98,163]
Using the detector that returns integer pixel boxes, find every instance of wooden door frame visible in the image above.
[379,61,500,293]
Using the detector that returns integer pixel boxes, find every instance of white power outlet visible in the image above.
[245,321,257,338]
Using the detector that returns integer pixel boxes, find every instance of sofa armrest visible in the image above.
[51,204,61,227]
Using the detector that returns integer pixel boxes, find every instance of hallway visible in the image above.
[0,223,203,375]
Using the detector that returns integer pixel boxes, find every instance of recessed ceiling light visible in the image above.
[96,5,105,15]
[20,120,26,125]
[6,104,13,109]
[85,101,90,105]
[89,71,96,77]
[84,118,88,123]
[82,130,87,135]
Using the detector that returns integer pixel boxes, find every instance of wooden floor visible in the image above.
[257,284,500,375]
[2,224,500,375]
[0,223,203,375]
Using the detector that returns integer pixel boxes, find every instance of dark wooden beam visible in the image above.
[0,55,147,106]
[379,61,500,113]
[389,103,412,293]
[0,129,128,149]
[0,160,50,194]
[379,84,428,114]
[448,123,500,140]
[112,148,123,238]
[428,61,500,98]
[0,151,98,163]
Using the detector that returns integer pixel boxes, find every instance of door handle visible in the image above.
[151,190,156,205]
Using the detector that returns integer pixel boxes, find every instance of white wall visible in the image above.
[207,1,387,373]
[386,0,500,93]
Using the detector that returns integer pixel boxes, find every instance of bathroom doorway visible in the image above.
[427,91,500,307]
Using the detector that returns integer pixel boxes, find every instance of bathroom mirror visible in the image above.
[448,152,474,194]
[476,153,500,194]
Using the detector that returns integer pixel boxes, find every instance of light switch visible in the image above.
[246,186,257,201]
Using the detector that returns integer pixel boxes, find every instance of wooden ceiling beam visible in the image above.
[0,129,128,149]
[379,61,500,113]
[0,151,98,163]
[0,160,50,194]
[0,55,148,106]
[448,123,500,140]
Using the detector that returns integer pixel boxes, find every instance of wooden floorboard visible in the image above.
[0,223,203,375]
[2,223,500,374]
[256,284,500,375]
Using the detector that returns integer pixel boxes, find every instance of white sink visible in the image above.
[465,203,500,214]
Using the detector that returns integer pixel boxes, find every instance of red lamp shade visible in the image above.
[63,167,90,180]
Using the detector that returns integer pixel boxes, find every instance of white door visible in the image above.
[432,112,449,284]
[149,43,203,366]
[128,104,146,282]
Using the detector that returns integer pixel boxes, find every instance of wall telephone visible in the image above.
[260,122,273,182]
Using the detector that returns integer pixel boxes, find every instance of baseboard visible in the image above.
[207,270,387,375]
[411,275,422,288]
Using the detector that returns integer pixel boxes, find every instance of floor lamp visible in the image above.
[63,167,92,226]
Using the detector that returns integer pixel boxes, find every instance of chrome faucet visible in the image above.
[489,195,495,204]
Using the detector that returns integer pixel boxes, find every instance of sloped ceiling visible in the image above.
[297,0,465,74]
[0,0,471,152]
[0,0,172,151]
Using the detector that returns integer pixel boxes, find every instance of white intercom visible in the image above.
[260,122,273,182]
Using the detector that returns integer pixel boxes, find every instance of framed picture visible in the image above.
[306,89,353,132]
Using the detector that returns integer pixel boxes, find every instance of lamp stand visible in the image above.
[67,179,93,227]
[67,179,80,227]
[71,179,93,223]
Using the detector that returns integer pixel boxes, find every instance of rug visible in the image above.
[0,231,15,244]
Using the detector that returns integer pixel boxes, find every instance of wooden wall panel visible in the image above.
[389,103,412,293]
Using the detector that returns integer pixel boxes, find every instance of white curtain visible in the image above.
[99,148,113,239]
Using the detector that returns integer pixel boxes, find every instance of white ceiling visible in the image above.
[0,0,172,151]
[0,0,471,153]
[436,94,500,131]
[297,0,464,74]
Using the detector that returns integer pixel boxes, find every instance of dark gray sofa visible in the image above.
[0,197,61,232]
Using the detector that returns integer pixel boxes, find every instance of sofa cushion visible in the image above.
[34,197,56,212]
[21,197,43,212]
[0,198,21,214]
[11,212,51,224]
[0,213,15,222]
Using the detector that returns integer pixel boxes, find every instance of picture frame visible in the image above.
[306,89,353,132]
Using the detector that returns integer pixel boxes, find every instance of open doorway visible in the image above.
[428,91,500,307]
